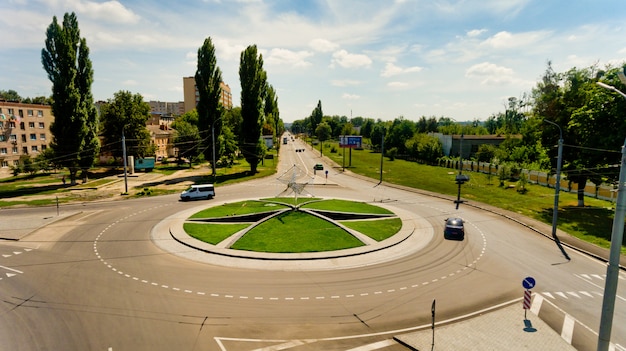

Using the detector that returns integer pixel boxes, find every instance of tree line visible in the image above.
[29,12,283,184]
[291,62,626,207]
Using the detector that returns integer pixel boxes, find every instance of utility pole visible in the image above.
[122,130,128,194]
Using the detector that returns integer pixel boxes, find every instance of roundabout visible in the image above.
[153,197,448,270]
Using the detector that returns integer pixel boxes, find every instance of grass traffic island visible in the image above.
[183,198,402,253]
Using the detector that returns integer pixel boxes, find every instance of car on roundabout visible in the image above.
[314,164,324,170]
[444,217,465,240]
[180,184,215,201]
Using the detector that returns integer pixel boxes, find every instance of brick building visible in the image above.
[0,101,54,175]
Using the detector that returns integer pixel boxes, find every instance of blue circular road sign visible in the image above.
[522,277,536,290]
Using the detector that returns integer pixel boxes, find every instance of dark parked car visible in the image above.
[444,217,465,240]
[314,164,324,170]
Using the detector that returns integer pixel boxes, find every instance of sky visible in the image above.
[1,0,626,123]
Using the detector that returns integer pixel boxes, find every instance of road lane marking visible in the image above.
[0,265,23,274]
[93,204,489,302]
[345,339,396,351]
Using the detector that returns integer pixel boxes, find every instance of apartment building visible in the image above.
[147,112,177,159]
[148,100,185,115]
[0,101,54,174]
[182,76,233,113]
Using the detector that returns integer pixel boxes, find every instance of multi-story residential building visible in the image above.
[0,101,54,175]
[147,112,177,160]
[148,100,185,115]
[182,77,233,113]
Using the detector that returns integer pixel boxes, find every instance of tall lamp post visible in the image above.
[121,128,128,194]
[211,117,223,184]
[543,119,570,260]
[596,74,626,351]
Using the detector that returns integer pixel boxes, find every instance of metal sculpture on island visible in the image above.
[277,164,315,201]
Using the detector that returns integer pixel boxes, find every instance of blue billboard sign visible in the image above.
[339,135,362,148]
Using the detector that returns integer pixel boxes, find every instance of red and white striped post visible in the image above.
[523,290,532,319]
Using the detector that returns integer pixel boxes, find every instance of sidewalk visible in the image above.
[394,301,577,351]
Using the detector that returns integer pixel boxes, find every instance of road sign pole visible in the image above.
[431,299,436,351]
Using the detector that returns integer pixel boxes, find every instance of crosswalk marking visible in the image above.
[345,339,396,351]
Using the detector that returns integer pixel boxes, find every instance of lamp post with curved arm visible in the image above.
[211,117,223,184]
[543,119,569,260]
[596,75,626,351]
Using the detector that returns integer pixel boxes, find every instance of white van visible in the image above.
[180,184,215,201]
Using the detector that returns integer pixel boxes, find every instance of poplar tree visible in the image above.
[41,12,99,184]
[195,37,223,175]
[239,45,267,173]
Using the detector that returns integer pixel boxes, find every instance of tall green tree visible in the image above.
[310,100,323,134]
[0,90,22,102]
[41,12,100,184]
[239,45,267,173]
[100,91,154,162]
[195,37,223,175]
[264,84,282,140]
[531,63,626,206]
[172,110,201,165]
[315,122,332,156]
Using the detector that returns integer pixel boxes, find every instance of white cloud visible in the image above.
[465,62,516,85]
[467,28,487,37]
[331,50,372,69]
[342,93,360,100]
[265,48,313,67]
[481,30,551,49]
[387,81,409,88]
[381,62,422,77]
[71,0,141,24]
[309,38,339,53]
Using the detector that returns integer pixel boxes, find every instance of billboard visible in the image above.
[339,135,362,148]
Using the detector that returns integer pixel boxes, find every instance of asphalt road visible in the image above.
[0,136,624,351]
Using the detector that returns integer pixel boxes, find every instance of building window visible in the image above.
[31,145,38,152]
[39,122,45,128]
[8,108,14,115]
[37,110,43,117]
[22,147,28,154]
[21,134,27,142]
[42,145,47,151]
[1,161,8,168]
[10,134,17,141]
[0,135,4,141]
[30,134,37,141]
[13,160,19,166]
[40,133,46,140]
[0,148,6,154]
[20,122,25,130]
[0,121,3,129]
[28,109,34,117]
[18,110,24,118]
[9,121,16,128]
[29,122,35,128]
[12,147,18,154]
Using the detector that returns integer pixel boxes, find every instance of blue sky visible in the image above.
[1,0,625,122]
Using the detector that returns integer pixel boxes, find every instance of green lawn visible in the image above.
[184,222,249,244]
[189,200,289,218]
[341,218,402,241]
[302,199,393,214]
[324,142,623,253]
[231,211,365,253]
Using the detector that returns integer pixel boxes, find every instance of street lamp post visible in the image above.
[211,117,223,184]
[543,119,570,260]
[596,77,626,351]
[122,129,128,194]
